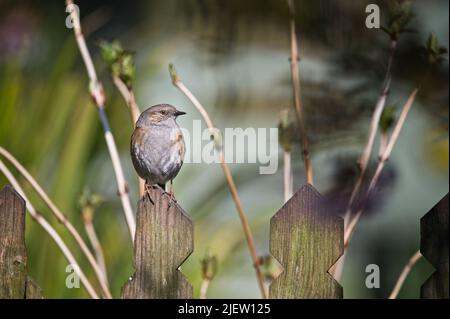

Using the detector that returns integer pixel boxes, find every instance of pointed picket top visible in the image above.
[0,185,42,299]
[0,184,25,208]
[121,186,193,299]
[270,183,343,298]
[420,193,449,299]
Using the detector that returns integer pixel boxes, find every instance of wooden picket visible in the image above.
[121,186,194,298]
[0,183,448,299]
[0,185,42,299]
[269,184,343,298]
[420,193,449,299]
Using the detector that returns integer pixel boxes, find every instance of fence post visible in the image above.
[121,186,193,298]
[269,184,343,298]
[421,193,449,299]
[0,185,42,299]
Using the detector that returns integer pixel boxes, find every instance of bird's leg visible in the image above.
[168,179,177,204]
[144,182,155,205]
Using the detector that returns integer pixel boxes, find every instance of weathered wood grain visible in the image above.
[121,186,193,298]
[0,185,27,298]
[270,184,343,298]
[0,185,42,299]
[25,277,43,299]
[421,193,449,299]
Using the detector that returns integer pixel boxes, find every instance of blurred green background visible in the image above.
[0,0,448,298]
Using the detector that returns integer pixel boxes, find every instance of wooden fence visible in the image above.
[0,186,42,299]
[0,184,448,299]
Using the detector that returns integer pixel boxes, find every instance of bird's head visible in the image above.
[136,104,186,127]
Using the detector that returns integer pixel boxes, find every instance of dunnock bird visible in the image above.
[131,104,186,202]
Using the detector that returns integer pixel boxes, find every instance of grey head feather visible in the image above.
[136,104,186,128]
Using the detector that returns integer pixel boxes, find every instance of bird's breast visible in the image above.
[130,125,185,184]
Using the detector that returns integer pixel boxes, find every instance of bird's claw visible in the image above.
[166,179,177,209]
[166,191,177,209]
[144,183,177,208]
[144,183,155,205]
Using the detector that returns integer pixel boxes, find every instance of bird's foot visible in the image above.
[170,191,177,203]
[166,179,177,208]
[144,183,155,205]
[166,191,177,208]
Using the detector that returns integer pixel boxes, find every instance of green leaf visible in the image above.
[424,32,448,65]
[99,40,136,87]
[168,63,178,83]
[379,105,397,133]
[385,0,413,40]
[427,32,439,54]
[119,51,135,87]
[99,40,123,67]
[200,251,218,280]
[79,187,106,209]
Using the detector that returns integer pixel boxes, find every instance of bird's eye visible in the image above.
[161,110,167,115]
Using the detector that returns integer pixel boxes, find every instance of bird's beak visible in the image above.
[175,110,186,117]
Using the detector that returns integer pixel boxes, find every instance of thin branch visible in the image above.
[283,150,293,202]
[82,207,108,283]
[344,79,392,222]
[66,0,135,241]
[358,41,397,173]
[200,251,217,299]
[331,40,397,281]
[0,147,112,298]
[344,40,397,227]
[344,88,419,247]
[199,279,211,299]
[378,132,389,158]
[169,65,268,299]
[0,160,100,299]
[287,0,313,185]
[389,250,422,299]
[112,75,145,197]
[377,89,418,164]
[112,76,141,127]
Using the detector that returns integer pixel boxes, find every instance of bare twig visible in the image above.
[66,0,136,241]
[112,76,141,127]
[283,150,293,202]
[82,207,108,282]
[112,75,145,197]
[344,88,419,247]
[279,109,294,202]
[199,251,217,299]
[344,40,397,228]
[356,43,396,176]
[378,132,389,158]
[389,250,422,299]
[331,40,397,281]
[0,147,112,298]
[0,160,100,299]
[169,65,267,299]
[287,0,313,185]
[344,79,392,224]
[199,279,211,299]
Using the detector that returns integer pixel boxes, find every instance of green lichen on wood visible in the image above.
[269,184,343,298]
[121,186,193,298]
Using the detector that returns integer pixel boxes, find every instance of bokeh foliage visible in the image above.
[0,0,448,298]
